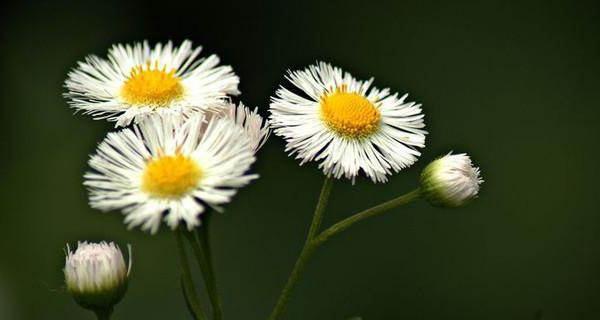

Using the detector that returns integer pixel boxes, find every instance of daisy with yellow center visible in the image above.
[270,62,427,183]
[84,114,257,234]
[65,40,239,127]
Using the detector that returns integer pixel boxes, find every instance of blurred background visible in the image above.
[1,0,599,319]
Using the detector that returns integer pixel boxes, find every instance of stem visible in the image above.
[313,188,421,246]
[93,307,112,320]
[307,177,334,240]
[268,187,419,320]
[185,219,223,320]
[267,177,334,320]
[176,229,206,320]
[197,224,224,320]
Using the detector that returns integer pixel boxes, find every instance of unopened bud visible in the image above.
[420,153,483,207]
[64,241,131,313]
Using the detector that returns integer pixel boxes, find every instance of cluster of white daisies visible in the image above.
[64,39,480,235]
[65,40,270,234]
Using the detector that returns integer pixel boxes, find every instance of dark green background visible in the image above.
[1,0,599,319]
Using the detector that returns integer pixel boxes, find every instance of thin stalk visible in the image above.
[176,229,207,320]
[185,224,223,320]
[197,224,223,320]
[313,188,421,246]
[307,177,334,240]
[268,186,420,320]
[267,177,334,320]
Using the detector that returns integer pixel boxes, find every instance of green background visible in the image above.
[1,0,599,319]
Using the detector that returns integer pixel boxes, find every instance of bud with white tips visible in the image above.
[420,153,483,207]
[64,241,131,316]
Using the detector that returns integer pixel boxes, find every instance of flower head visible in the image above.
[269,62,426,183]
[420,153,483,207]
[64,40,239,127]
[84,113,257,233]
[210,102,270,152]
[64,241,131,311]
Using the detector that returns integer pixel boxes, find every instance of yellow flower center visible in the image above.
[320,88,381,138]
[121,62,184,106]
[141,154,202,198]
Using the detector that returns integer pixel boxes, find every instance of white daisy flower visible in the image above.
[269,62,427,183]
[65,40,240,127]
[209,102,271,152]
[84,114,256,234]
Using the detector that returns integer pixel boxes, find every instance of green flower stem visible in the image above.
[268,185,420,320]
[175,229,207,320]
[197,223,223,320]
[93,307,112,320]
[313,188,421,246]
[306,177,335,240]
[185,221,224,320]
[267,177,334,320]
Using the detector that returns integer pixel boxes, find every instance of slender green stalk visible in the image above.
[313,188,421,246]
[267,177,334,320]
[307,177,334,240]
[197,224,223,320]
[93,307,112,320]
[185,221,223,320]
[268,186,420,320]
[175,230,207,320]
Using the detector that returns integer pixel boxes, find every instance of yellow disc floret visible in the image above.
[320,87,381,138]
[121,62,184,106]
[142,154,202,198]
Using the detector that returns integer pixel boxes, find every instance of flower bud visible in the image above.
[64,241,131,312]
[420,153,483,207]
